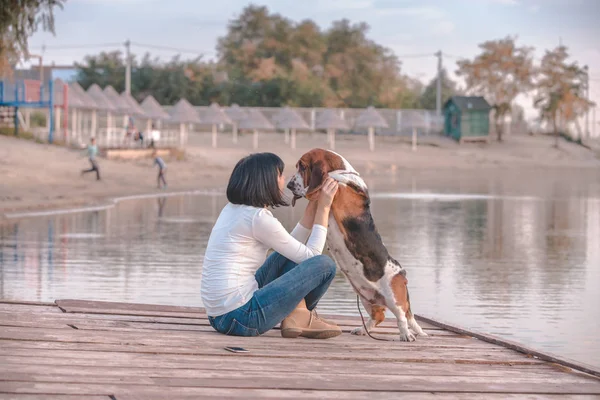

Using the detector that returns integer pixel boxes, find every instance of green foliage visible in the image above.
[0,0,66,75]
[30,111,47,127]
[534,46,591,147]
[75,5,423,108]
[419,69,458,109]
[456,36,535,141]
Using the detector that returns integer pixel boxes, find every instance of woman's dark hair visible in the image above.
[226,152,288,208]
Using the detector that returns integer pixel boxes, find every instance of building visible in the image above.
[444,96,491,143]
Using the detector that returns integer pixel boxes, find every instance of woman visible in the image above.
[201,152,341,339]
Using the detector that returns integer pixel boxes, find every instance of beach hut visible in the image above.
[120,92,146,117]
[200,103,232,148]
[224,104,246,144]
[103,86,131,115]
[140,95,170,135]
[86,84,117,146]
[355,106,389,151]
[315,109,349,150]
[104,86,135,146]
[444,96,491,143]
[69,83,98,141]
[274,107,310,149]
[239,109,273,150]
[168,98,201,147]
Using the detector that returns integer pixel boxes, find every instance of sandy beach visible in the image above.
[1,131,599,218]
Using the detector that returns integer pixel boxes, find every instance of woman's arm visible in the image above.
[299,200,318,230]
[254,178,338,264]
[312,178,338,229]
[289,200,318,243]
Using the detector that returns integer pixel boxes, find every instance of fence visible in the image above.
[189,106,444,136]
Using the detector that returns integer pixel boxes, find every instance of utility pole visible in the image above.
[125,39,131,94]
[584,65,589,140]
[435,50,442,118]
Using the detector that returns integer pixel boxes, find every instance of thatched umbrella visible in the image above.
[355,106,389,151]
[398,110,428,152]
[224,103,246,144]
[104,86,135,146]
[238,109,273,150]
[69,83,98,141]
[200,103,232,148]
[315,109,349,150]
[103,86,131,115]
[141,95,170,134]
[87,84,117,146]
[274,107,309,149]
[120,92,146,117]
[168,98,201,146]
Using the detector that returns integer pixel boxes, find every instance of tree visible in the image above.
[76,5,423,108]
[456,36,535,141]
[419,69,458,110]
[76,51,126,91]
[534,46,591,147]
[215,5,418,108]
[0,0,66,75]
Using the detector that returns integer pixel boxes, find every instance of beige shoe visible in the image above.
[281,309,342,339]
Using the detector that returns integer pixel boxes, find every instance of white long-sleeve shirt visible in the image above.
[201,203,328,317]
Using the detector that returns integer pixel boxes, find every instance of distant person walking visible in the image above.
[149,123,160,149]
[153,150,167,189]
[81,137,101,181]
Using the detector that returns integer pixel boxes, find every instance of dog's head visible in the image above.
[287,149,366,206]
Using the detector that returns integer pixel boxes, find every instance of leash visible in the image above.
[356,295,393,342]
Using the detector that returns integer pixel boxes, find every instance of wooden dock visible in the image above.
[1,299,599,399]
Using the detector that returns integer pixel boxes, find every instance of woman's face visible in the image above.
[278,171,286,193]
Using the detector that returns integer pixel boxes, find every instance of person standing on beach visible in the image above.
[153,150,167,189]
[149,123,160,148]
[81,137,101,181]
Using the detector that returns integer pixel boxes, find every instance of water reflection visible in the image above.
[0,174,599,368]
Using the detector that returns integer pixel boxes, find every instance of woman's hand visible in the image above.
[318,178,339,209]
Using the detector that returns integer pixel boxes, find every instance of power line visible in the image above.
[395,53,434,59]
[130,42,214,56]
[30,43,122,50]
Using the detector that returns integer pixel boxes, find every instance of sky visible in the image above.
[26,0,600,124]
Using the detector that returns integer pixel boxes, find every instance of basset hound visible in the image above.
[287,148,427,341]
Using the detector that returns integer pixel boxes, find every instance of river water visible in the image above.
[1,170,599,368]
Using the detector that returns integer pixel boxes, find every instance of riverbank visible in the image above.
[2,131,599,218]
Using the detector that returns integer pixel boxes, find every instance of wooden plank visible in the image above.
[0,396,110,400]
[9,363,593,383]
[0,300,57,307]
[0,300,597,398]
[0,383,592,400]
[1,372,599,394]
[0,304,62,314]
[0,340,545,365]
[0,310,212,326]
[0,326,521,356]
[0,314,456,336]
[55,300,446,331]
[54,306,207,319]
[0,355,563,378]
[417,314,600,378]
[115,389,598,400]
[55,299,203,314]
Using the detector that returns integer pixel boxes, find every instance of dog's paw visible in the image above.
[399,332,416,342]
[351,326,367,336]
[416,330,429,337]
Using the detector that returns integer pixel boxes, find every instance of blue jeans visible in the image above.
[208,253,337,337]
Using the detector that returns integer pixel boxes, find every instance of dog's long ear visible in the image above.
[305,161,326,200]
